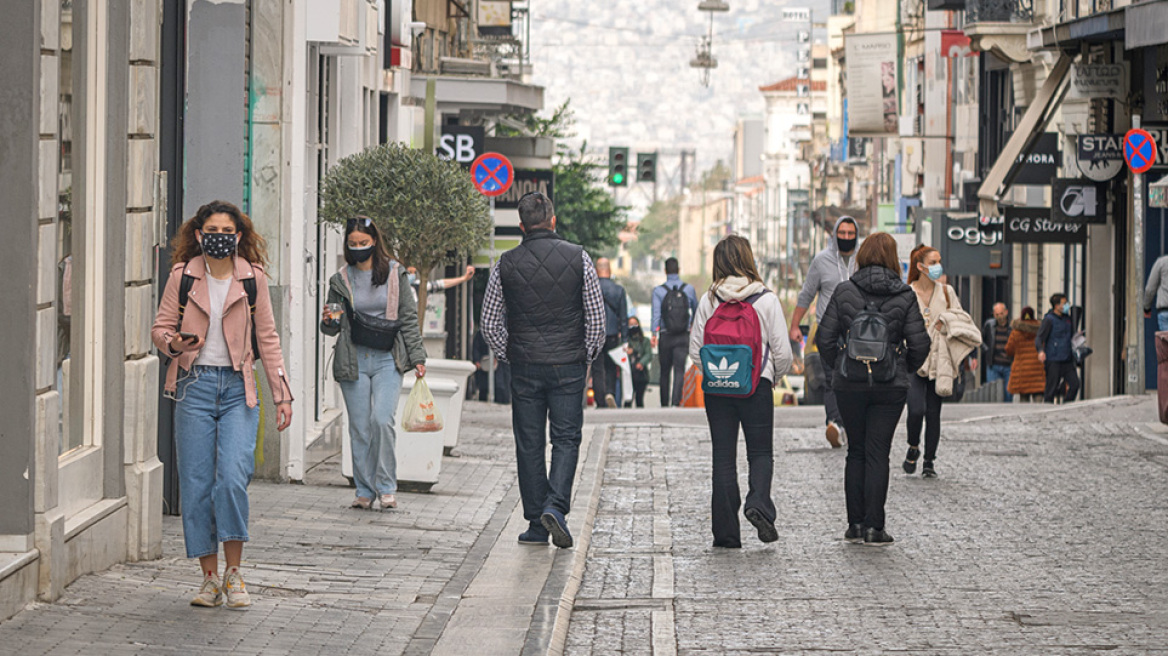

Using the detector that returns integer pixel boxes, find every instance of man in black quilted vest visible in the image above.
[481,192,605,548]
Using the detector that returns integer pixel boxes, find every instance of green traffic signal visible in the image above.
[608,146,629,187]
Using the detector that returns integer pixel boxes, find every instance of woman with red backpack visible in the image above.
[816,233,931,546]
[688,235,793,548]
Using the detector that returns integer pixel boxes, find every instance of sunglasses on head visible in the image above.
[346,217,373,230]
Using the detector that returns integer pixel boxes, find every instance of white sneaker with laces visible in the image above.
[190,575,223,608]
[223,567,252,609]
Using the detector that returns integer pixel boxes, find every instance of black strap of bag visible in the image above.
[178,269,260,359]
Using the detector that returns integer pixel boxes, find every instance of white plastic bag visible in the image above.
[608,344,633,404]
[402,377,443,432]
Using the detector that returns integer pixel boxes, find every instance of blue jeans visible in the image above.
[1158,310,1168,332]
[174,366,259,558]
[339,345,404,500]
[510,362,587,524]
[987,363,1013,403]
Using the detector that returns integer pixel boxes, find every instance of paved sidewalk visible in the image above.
[566,396,1168,655]
[0,402,543,655]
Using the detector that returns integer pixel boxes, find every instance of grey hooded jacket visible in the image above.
[796,216,859,322]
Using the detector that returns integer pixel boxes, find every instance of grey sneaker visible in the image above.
[223,567,252,609]
[190,575,223,608]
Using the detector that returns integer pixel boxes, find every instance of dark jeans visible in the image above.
[627,372,648,408]
[474,362,511,404]
[704,379,776,548]
[907,374,942,462]
[836,387,908,531]
[1043,360,1080,403]
[591,335,622,406]
[821,362,842,425]
[510,362,588,524]
[658,331,689,407]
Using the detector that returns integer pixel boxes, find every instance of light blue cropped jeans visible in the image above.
[339,345,404,500]
[173,365,258,559]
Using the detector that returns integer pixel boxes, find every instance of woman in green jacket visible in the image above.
[321,218,427,510]
[626,316,653,408]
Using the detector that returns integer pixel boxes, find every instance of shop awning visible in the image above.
[977,53,1073,216]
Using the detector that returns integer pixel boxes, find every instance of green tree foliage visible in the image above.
[629,197,680,262]
[317,143,492,328]
[553,146,626,257]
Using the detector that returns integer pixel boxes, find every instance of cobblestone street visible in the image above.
[566,397,1168,655]
[2,397,1168,654]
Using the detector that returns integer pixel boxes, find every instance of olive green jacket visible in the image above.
[320,264,427,382]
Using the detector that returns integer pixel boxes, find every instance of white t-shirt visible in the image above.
[194,275,234,367]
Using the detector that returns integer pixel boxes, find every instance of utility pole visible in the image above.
[1127,114,1147,395]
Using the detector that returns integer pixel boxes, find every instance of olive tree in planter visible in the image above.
[318,143,491,487]
[318,142,491,331]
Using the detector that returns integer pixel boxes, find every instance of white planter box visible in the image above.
[340,358,474,491]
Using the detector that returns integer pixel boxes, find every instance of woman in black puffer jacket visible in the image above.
[816,233,931,547]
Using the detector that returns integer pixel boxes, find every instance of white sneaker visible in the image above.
[190,575,223,608]
[825,421,842,448]
[223,567,252,609]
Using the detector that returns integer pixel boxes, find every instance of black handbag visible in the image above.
[345,296,401,351]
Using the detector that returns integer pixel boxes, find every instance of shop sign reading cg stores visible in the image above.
[1003,207,1087,244]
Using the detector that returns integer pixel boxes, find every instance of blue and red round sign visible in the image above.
[470,152,514,197]
[1124,128,1157,175]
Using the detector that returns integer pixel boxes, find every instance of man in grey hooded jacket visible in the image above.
[788,216,858,448]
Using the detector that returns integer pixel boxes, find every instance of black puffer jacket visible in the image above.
[816,265,931,391]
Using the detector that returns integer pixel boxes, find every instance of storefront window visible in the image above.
[58,0,80,454]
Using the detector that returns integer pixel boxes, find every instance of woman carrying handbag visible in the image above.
[321,218,427,511]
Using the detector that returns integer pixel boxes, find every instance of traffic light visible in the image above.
[636,153,658,183]
[608,147,629,186]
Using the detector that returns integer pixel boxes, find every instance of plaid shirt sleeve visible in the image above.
[582,252,606,361]
[481,263,510,363]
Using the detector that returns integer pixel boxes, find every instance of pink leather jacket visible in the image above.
[152,255,293,408]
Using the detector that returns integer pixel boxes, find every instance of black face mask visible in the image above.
[200,232,238,259]
[837,236,856,253]
[349,245,374,263]
[629,326,643,339]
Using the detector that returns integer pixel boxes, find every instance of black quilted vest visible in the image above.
[499,230,587,365]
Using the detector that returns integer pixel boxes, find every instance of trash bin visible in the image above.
[1156,332,1168,424]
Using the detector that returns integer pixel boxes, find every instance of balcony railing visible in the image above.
[966,0,1034,23]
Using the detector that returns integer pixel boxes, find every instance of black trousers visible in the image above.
[906,375,942,462]
[703,380,776,548]
[658,331,689,407]
[590,335,622,406]
[836,387,908,531]
[627,372,648,408]
[1043,360,1081,403]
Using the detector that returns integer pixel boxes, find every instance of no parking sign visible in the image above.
[1124,129,1158,174]
[470,152,514,197]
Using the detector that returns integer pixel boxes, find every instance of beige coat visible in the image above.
[915,284,982,397]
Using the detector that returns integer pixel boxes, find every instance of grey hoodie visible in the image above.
[796,216,858,322]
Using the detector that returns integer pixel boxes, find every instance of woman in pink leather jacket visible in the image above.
[152,200,293,610]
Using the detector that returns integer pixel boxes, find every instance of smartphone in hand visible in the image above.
[178,331,198,341]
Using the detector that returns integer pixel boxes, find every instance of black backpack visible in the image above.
[661,283,691,333]
[177,270,260,360]
[837,295,897,385]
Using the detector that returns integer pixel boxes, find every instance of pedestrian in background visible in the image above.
[982,302,1014,402]
[626,316,652,408]
[321,218,427,512]
[592,257,628,408]
[1005,306,1045,402]
[817,232,930,547]
[152,200,294,610]
[1036,293,1080,403]
[651,257,699,407]
[787,217,858,448]
[689,235,792,548]
[481,192,605,548]
[904,244,969,479]
[1144,253,1168,330]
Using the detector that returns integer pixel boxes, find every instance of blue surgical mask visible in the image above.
[407,272,418,286]
[927,263,944,281]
